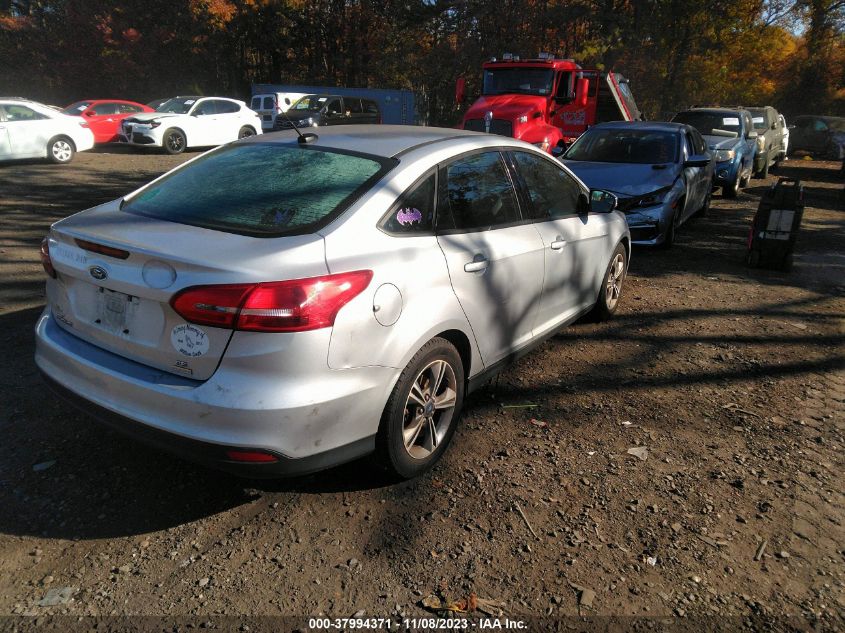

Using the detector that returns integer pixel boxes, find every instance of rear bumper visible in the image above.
[40,370,375,477]
[34,310,394,477]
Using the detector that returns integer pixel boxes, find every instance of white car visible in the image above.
[0,97,95,164]
[119,96,262,154]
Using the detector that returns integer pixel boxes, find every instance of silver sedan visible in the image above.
[35,125,630,479]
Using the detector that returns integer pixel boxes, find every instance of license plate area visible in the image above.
[95,287,138,335]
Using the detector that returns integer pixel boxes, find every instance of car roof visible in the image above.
[683,107,749,116]
[243,125,513,158]
[589,121,687,133]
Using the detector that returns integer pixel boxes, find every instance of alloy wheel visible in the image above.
[402,359,457,459]
[605,252,625,311]
[52,140,72,162]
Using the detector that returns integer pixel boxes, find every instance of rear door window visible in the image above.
[251,97,261,109]
[263,97,274,110]
[214,100,240,114]
[436,151,521,231]
[124,144,397,237]
[379,173,435,234]
[348,99,363,114]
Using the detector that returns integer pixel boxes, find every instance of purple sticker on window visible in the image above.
[397,207,422,226]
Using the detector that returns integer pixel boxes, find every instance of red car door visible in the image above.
[83,102,121,143]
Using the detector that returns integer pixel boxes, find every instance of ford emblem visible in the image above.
[89,266,108,280]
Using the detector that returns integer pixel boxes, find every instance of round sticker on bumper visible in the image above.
[171,324,209,357]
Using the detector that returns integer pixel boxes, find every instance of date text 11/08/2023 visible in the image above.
[308,617,528,630]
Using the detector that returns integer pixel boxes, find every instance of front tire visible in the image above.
[723,173,740,198]
[162,129,186,155]
[376,338,464,479]
[47,136,75,164]
[659,211,677,249]
[591,243,626,321]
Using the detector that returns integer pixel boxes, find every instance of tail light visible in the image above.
[170,270,373,333]
[225,450,278,463]
[40,237,56,278]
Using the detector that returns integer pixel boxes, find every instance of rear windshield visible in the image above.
[63,101,92,115]
[123,143,396,237]
[564,128,678,164]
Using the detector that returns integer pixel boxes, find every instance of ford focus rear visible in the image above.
[35,126,630,478]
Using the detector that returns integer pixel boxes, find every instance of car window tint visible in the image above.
[91,103,117,115]
[380,173,435,234]
[692,129,707,154]
[363,100,379,115]
[4,105,46,121]
[263,97,274,110]
[437,151,520,231]
[348,99,363,114]
[214,100,240,114]
[124,144,396,237]
[326,99,342,115]
[193,100,215,115]
[512,151,581,220]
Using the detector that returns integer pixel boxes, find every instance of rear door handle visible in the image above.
[464,257,489,273]
[550,237,567,250]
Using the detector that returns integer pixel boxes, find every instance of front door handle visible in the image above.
[550,237,567,250]
[464,256,489,273]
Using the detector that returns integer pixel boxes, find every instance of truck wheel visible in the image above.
[163,129,186,155]
[375,337,464,480]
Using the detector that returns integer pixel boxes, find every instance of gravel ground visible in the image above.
[0,146,843,630]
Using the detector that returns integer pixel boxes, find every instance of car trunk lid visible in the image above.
[46,201,328,380]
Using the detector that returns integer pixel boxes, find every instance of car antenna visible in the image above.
[279,97,318,144]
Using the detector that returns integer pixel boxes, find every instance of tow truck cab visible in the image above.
[457,53,641,154]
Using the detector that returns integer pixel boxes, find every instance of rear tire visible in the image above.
[238,126,256,139]
[375,338,464,480]
[47,136,75,164]
[591,243,626,321]
[162,129,186,155]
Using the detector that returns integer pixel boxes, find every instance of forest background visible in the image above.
[1,0,843,125]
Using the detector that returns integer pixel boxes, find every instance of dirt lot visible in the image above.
[0,147,843,630]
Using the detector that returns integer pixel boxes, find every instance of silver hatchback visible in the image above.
[35,126,630,479]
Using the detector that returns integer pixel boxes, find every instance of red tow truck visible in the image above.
[456,52,641,154]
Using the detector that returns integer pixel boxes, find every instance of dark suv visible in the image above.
[274,94,380,130]
[747,106,784,177]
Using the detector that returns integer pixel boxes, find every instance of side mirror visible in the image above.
[590,189,617,213]
[575,77,589,108]
[83,110,95,117]
[684,155,710,168]
[455,77,466,106]
[284,97,291,106]
[747,130,758,140]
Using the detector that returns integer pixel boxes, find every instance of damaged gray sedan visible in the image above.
[562,121,714,248]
